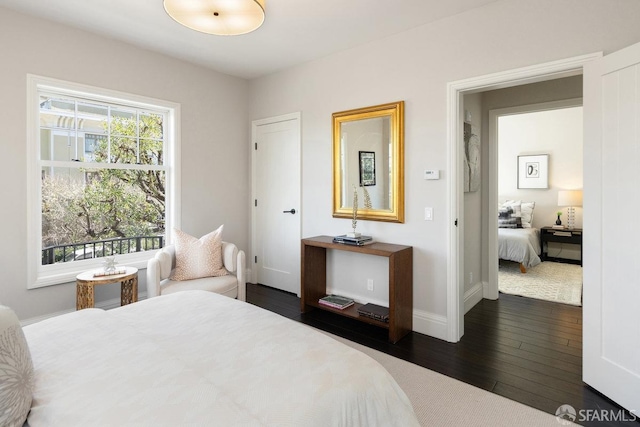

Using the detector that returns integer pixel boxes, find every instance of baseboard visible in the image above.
[464,282,484,314]
[20,291,148,327]
[412,309,448,341]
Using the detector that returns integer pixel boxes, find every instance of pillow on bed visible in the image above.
[0,305,34,427]
[498,206,522,228]
[501,200,535,228]
[170,225,228,281]
[520,202,535,228]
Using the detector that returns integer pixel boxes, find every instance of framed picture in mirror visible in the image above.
[359,151,376,186]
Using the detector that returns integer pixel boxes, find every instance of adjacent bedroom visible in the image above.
[495,101,584,307]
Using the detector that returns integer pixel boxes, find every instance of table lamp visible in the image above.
[558,190,583,229]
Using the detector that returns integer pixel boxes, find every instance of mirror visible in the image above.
[332,101,404,223]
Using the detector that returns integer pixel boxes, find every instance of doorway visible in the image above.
[445,52,601,343]
[488,97,583,306]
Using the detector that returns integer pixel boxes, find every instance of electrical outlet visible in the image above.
[469,272,473,285]
[367,279,374,291]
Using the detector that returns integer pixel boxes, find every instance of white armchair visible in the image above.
[146,242,246,301]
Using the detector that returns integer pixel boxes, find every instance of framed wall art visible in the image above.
[517,154,549,189]
[359,151,376,186]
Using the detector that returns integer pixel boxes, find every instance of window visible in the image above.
[27,75,181,288]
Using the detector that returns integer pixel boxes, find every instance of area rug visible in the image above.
[326,332,568,426]
[499,260,583,306]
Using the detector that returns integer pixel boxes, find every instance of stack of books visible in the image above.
[357,303,390,323]
[332,235,373,246]
[318,295,355,310]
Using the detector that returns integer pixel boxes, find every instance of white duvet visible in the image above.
[23,291,419,427]
[498,227,542,269]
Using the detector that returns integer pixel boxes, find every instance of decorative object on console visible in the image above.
[333,235,373,246]
[348,185,361,237]
[517,154,549,189]
[558,190,582,229]
[347,186,373,238]
[163,0,265,36]
[555,211,562,226]
[102,256,117,273]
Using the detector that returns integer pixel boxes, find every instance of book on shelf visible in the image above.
[357,303,390,322]
[318,294,355,309]
[332,235,373,246]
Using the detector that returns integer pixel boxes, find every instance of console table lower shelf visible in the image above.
[300,235,413,343]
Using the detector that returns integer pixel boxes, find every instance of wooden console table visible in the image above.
[301,236,413,343]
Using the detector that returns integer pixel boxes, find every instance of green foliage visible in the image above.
[42,113,165,248]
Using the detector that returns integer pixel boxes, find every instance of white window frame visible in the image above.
[27,75,181,289]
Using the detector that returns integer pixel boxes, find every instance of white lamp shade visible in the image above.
[164,0,265,36]
[558,190,583,207]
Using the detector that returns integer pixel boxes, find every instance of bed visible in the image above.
[498,227,542,273]
[21,291,419,426]
[498,200,541,273]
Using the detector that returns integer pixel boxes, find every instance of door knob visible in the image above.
[283,209,296,214]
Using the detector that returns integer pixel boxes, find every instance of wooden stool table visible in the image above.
[76,266,138,310]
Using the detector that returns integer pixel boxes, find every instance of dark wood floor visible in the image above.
[247,283,638,426]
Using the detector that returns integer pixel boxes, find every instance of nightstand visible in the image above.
[540,227,582,266]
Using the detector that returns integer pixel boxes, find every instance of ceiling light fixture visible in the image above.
[164,0,265,36]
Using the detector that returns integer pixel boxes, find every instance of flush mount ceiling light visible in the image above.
[164,0,265,36]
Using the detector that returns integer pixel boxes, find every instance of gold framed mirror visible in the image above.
[332,101,404,223]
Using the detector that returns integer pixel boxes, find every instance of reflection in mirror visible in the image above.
[333,101,404,223]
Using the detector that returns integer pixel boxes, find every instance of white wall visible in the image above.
[249,0,640,339]
[498,107,584,228]
[0,8,250,319]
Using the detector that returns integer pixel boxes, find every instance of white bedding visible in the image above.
[23,291,419,426]
[498,227,541,269]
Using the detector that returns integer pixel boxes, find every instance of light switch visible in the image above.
[425,207,433,221]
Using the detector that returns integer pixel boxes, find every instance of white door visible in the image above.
[583,41,640,413]
[252,113,301,295]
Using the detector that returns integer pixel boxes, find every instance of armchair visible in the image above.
[146,242,246,301]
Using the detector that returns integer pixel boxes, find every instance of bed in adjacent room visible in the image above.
[498,200,541,273]
[20,291,419,426]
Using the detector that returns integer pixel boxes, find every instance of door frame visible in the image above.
[446,53,602,342]
[250,112,302,287]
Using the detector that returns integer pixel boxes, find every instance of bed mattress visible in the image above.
[23,291,419,426]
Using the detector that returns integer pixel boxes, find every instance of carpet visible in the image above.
[499,260,583,306]
[327,332,569,426]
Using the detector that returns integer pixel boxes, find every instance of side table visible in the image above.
[540,227,583,266]
[76,266,139,310]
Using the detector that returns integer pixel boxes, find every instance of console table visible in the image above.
[301,236,413,343]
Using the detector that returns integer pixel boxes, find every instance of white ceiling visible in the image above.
[0,0,499,79]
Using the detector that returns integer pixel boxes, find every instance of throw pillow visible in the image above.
[520,202,536,228]
[0,306,34,427]
[170,225,228,281]
[498,206,522,228]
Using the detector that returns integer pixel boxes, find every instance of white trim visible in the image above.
[486,98,583,299]
[413,309,448,342]
[464,282,484,314]
[20,290,149,327]
[26,74,181,289]
[446,52,602,343]
[250,112,302,286]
